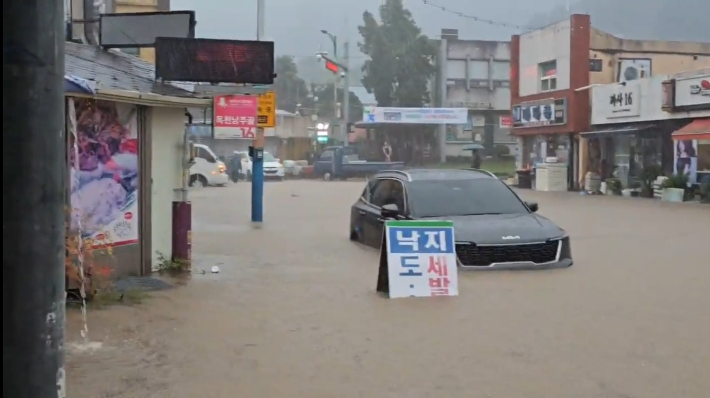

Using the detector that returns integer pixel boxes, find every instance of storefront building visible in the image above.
[588,69,710,189]
[663,70,710,184]
[66,41,210,281]
[511,14,710,190]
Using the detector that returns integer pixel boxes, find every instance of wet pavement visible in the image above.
[66,181,709,398]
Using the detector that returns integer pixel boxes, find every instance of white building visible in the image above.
[434,29,514,159]
[587,68,710,187]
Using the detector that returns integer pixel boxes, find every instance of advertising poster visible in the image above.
[69,98,139,247]
[213,95,258,139]
[674,139,698,184]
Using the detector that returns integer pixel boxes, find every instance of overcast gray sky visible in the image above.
[171,0,554,57]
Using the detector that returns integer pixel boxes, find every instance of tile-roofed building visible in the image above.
[65,41,197,98]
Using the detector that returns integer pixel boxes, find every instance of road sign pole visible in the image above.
[251,128,264,224]
[342,40,350,147]
[252,0,266,225]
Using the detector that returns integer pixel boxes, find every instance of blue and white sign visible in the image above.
[383,220,459,298]
[365,107,468,125]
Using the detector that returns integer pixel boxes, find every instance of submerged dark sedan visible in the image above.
[349,169,573,270]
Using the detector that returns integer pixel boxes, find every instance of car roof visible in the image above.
[374,168,497,182]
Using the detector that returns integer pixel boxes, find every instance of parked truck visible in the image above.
[313,146,405,180]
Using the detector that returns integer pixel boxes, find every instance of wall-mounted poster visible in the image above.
[617,59,652,83]
[69,98,139,247]
[674,139,698,184]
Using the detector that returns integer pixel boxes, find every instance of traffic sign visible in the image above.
[257,91,276,127]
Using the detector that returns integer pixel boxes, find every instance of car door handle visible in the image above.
[358,210,366,215]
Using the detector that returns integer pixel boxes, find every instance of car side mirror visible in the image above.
[381,203,399,218]
[526,201,539,212]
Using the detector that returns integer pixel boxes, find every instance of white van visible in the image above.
[190,143,229,187]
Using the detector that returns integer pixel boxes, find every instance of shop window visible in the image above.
[539,61,557,92]
[697,140,710,176]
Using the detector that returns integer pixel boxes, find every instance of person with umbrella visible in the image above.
[463,143,484,169]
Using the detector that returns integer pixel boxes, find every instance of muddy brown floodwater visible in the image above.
[66,180,710,398]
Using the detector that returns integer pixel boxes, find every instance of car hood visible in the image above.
[263,161,282,168]
[421,213,565,244]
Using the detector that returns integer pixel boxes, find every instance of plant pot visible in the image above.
[661,187,685,202]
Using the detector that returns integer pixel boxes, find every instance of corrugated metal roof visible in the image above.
[65,41,198,98]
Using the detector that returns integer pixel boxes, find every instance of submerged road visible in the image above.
[67,180,709,398]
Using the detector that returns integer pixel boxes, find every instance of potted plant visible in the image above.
[661,173,689,202]
[639,165,661,198]
[701,179,710,204]
[605,178,622,196]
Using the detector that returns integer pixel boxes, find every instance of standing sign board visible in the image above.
[377,220,459,299]
[213,95,258,139]
[257,91,276,127]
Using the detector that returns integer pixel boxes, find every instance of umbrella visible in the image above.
[462,143,484,151]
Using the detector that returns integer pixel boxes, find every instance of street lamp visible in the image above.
[320,29,339,133]
[320,29,337,57]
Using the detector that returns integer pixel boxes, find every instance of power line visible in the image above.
[421,0,533,31]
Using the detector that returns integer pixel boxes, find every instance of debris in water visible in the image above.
[211,266,220,273]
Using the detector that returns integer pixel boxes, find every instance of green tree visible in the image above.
[358,0,436,107]
[312,83,364,123]
[274,55,313,114]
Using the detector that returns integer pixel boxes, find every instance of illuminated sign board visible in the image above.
[155,37,275,84]
[325,60,339,73]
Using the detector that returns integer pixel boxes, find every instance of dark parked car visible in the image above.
[349,169,573,270]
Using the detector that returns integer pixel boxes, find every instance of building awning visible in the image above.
[671,118,710,141]
[581,124,656,137]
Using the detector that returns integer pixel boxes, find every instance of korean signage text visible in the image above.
[674,75,710,109]
[499,115,512,128]
[213,95,258,139]
[606,84,640,118]
[257,91,276,127]
[377,220,459,299]
[512,99,567,128]
[367,107,468,125]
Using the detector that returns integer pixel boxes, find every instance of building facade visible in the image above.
[65,41,209,281]
[510,14,710,189]
[435,30,513,159]
[588,69,710,190]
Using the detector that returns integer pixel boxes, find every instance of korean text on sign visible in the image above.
[213,95,258,139]
[384,221,458,299]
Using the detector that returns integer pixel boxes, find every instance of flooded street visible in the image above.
[67,181,709,398]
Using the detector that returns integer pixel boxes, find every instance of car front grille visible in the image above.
[455,241,559,267]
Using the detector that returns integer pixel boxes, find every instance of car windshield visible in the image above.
[407,178,529,218]
[263,152,276,162]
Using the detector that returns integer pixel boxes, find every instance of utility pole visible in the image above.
[252,0,266,225]
[4,0,67,397]
[341,40,350,147]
